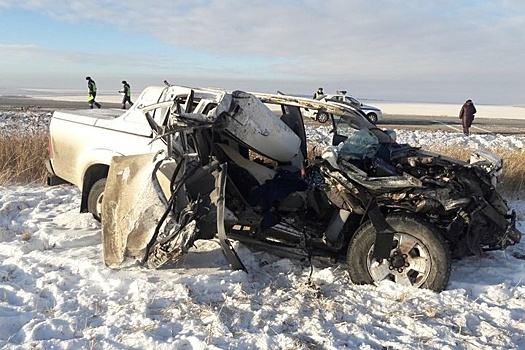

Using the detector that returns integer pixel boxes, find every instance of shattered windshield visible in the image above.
[332,115,380,159]
[338,129,380,159]
[331,113,393,152]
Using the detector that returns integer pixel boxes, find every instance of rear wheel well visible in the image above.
[80,164,109,213]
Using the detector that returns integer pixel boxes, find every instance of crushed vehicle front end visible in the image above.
[357,144,520,257]
[323,111,521,253]
[411,149,520,255]
[300,110,521,290]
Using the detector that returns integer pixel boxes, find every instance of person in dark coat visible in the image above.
[86,76,101,109]
[119,80,133,109]
[459,99,476,135]
[313,87,324,99]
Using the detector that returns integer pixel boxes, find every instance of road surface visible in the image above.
[0,96,121,111]
[2,96,524,135]
[379,114,525,136]
[303,113,525,136]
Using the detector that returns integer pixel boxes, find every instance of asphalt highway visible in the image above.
[379,114,525,136]
[0,96,121,111]
[2,96,524,135]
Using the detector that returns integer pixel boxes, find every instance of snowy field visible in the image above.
[1,110,525,349]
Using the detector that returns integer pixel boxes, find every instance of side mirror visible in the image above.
[384,129,396,142]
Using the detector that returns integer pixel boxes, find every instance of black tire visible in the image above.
[316,112,329,123]
[346,214,451,291]
[367,112,378,124]
[87,178,106,221]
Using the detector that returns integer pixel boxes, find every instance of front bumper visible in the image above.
[482,209,522,251]
[502,210,522,248]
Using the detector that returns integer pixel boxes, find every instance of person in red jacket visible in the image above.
[459,99,476,135]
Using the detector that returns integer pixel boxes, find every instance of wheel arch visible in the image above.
[80,163,110,213]
[355,203,436,259]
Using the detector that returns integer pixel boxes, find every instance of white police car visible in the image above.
[311,90,383,124]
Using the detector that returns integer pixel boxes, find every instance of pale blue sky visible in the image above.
[1,0,524,104]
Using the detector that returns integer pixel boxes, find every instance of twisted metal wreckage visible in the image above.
[100,87,521,291]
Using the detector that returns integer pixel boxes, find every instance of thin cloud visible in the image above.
[9,1,522,77]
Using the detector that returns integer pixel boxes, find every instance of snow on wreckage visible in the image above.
[48,85,521,292]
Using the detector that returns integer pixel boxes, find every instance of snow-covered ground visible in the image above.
[1,111,525,349]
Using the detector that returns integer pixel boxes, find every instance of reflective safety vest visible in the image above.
[88,80,97,94]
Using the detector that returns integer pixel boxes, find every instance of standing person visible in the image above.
[313,87,324,99]
[119,80,133,109]
[86,76,101,109]
[459,99,476,135]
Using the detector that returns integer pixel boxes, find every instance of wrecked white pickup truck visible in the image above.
[46,85,224,220]
[47,84,521,291]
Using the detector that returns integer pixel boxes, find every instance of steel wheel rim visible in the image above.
[366,232,432,288]
[317,113,329,123]
[95,192,104,219]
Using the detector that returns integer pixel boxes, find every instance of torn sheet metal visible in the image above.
[102,151,169,268]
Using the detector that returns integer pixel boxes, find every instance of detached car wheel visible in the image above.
[316,112,329,123]
[346,214,451,291]
[87,178,106,221]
